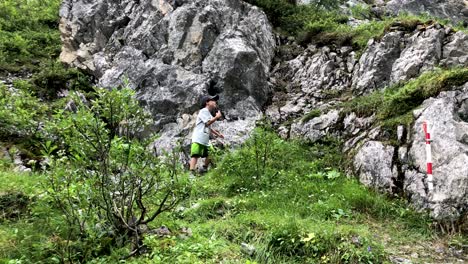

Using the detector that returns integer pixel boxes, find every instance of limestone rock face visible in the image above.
[268,23,467,140]
[406,86,468,219]
[59,0,276,148]
[442,31,468,67]
[352,32,404,94]
[352,25,461,94]
[390,27,445,84]
[353,141,396,193]
[351,84,468,220]
[267,23,468,219]
[266,45,356,129]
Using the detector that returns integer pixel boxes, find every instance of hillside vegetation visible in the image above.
[0,0,467,263]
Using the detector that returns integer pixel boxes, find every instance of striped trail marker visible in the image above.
[422,121,434,191]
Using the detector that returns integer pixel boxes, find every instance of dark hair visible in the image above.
[200,94,219,108]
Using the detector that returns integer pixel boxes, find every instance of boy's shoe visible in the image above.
[198,166,208,174]
[189,170,197,180]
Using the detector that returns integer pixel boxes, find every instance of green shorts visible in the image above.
[190,142,212,158]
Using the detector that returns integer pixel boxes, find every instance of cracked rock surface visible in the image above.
[59,0,275,149]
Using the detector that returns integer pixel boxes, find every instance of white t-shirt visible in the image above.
[192,108,213,146]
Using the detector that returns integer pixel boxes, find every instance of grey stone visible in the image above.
[240,242,255,256]
[408,91,468,219]
[352,32,403,94]
[397,125,405,143]
[390,28,445,84]
[60,0,275,149]
[266,45,355,125]
[352,25,467,95]
[441,31,468,67]
[353,141,396,192]
[290,110,340,142]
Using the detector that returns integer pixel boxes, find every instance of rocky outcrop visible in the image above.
[266,44,357,127]
[59,0,276,149]
[268,22,467,132]
[353,24,468,94]
[353,141,396,193]
[353,84,468,220]
[267,23,468,219]
[386,0,468,26]
[352,31,404,94]
[407,85,468,219]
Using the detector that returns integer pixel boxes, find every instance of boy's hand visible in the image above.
[215,110,222,119]
[218,133,224,139]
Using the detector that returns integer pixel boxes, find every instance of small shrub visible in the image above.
[259,222,386,263]
[0,84,48,146]
[30,61,94,99]
[44,86,189,262]
[217,127,313,194]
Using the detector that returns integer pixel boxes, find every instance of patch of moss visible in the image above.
[302,109,321,123]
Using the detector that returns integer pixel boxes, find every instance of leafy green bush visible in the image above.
[44,86,189,262]
[216,128,303,194]
[245,0,346,35]
[0,84,48,144]
[0,0,61,71]
[30,61,94,99]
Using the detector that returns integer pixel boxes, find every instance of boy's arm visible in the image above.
[206,110,222,126]
[210,128,224,138]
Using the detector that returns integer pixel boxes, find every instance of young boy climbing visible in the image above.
[189,94,224,174]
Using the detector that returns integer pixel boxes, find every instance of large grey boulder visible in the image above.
[441,31,468,67]
[352,23,466,94]
[354,141,397,193]
[59,0,275,148]
[266,45,356,132]
[406,85,468,219]
[352,84,468,220]
[352,32,404,94]
[386,0,468,26]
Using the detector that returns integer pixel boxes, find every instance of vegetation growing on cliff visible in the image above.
[341,67,468,141]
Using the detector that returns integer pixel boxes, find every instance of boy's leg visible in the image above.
[190,143,201,171]
[203,157,210,168]
[203,144,215,169]
[189,157,198,171]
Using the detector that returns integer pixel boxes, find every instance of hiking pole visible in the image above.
[422,121,434,191]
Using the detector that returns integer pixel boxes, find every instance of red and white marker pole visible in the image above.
[422,121,434,191]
